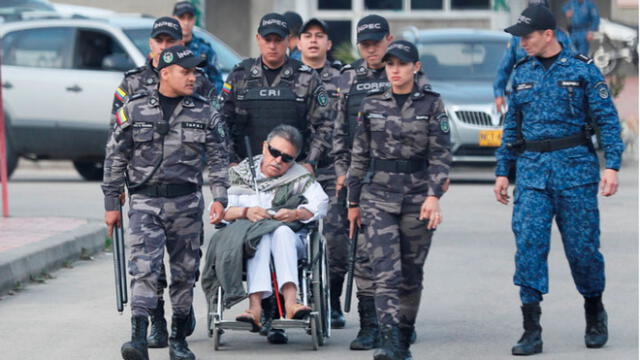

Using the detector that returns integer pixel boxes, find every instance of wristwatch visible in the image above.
[348,202,360,208]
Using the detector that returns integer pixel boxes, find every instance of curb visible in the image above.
[0,221,106,294]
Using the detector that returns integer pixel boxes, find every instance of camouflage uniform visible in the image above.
[111,58,215,124]
[102,90,229,317]
[347,83,451,329]
[314,60,350,282]
[495,49,623,304]
[333,59,430,299]
[186,33,224,94]
[219,56,332,164]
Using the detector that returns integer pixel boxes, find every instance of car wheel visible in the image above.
[1,127,19,179]
[73,160,104,181]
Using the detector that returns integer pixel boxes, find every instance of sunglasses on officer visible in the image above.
[267,144,296,163]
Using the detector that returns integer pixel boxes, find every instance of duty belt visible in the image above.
[129,183,198,198]
[524,133,590,152]
[371,158,428,173]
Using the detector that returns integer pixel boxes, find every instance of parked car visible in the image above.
[0,0,57,22]
[399,28,511,163]
[1,16,242,180]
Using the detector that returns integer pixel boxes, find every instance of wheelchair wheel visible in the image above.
[310,313,320,350]
[311,231,331,345]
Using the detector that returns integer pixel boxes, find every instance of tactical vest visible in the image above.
[345,65,389,146]
[234,70,307,160]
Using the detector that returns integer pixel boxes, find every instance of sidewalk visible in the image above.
[0,217,105,294]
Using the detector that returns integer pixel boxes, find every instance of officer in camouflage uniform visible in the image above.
[347,41,451,360]
[103,46,229,360]
[333,14,427,350]
[297,17,348,329]
[111,17,214,125]
[110,16,214,349]
[219,12,332,344]
[173,1,224,93]
[495,6,623,356]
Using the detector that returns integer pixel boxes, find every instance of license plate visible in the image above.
[479,129,502,147]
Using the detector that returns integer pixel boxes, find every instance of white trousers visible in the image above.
[247,225,306,298]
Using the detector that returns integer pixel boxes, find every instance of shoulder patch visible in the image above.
[437,113,450,133]
[574,54,593,64]
[124,66,144,77]
[514,56,530,68]
[115,107,130,129]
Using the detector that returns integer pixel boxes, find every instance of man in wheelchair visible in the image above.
[203,125,329,334]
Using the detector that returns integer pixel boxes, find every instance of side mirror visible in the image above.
[102,53,135,72]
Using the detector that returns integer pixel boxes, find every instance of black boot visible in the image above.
[398,326,415,360]
[584,296,608,348]
[121,315,149,360]
[373,325,404,360]
[260,295,288,344]
[512,303,543,356]
[147,299,168,348]
[186,305,196,337]
[169,314,195,360]
[350,296,380,350]
[330,275,346,329]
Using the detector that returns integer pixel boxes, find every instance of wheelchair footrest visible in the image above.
[271,312,317,329]
[216,320,255,331]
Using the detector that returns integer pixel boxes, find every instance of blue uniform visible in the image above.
[496,48,624,304]
[562,0,600,55]
[289,48,301,61]
[187,33,223,94]
[493,30,574,98]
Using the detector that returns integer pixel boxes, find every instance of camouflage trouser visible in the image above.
[317,166,350,280]
[513,183,604,304]
[127,192,204,317]
[361,187,433,327]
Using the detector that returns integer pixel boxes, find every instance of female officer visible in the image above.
[346,40,451,360]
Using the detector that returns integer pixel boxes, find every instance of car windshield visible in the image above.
[417,39,506,81]
[123,27,240,73]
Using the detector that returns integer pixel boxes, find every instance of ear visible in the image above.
[414,61,422,73]
[255,33,261,44]
[327,39,333,51]
[386,34,395,43]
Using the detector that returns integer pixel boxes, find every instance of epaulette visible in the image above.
[514,56,530,68]
[128,92,148,101]
[298,63,313,73]
[574,54,593,64]
[422,84,440,97]
[191,93,208,103]
[232,58,254,72]
[124,66,145,77]
[331,59,343,70]
[340,63,353,73]
[367,88,385,96]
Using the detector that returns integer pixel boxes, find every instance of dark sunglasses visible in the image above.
[267,144,295,163]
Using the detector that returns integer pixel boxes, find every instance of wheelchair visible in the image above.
[206,222,331,350]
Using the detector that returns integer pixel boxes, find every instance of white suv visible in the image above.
[1,17,241,180]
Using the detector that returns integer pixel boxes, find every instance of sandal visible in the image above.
[236,309,262,332]
[286,303,312,320]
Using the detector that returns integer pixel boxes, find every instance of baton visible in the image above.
[343,225,359,313]
[112,204,128,313]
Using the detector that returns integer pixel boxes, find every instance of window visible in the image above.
[74,29,132,70]
[324,20,352,60]
[417,40,505,80]
[411,0,443,10]
[2,27,72,68]
[365,0,402,10]
[318,0,352,10]
[451,0,490,10]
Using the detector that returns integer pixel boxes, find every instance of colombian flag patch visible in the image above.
[222,82,232,94]
[114,87,126,101]
[116,108,128,126]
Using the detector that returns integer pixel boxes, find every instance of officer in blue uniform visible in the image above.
[494,5,623,356]
[562,0,600,55]
[493,0,574,113]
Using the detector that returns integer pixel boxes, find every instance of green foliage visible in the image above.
[333,42,356,65]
